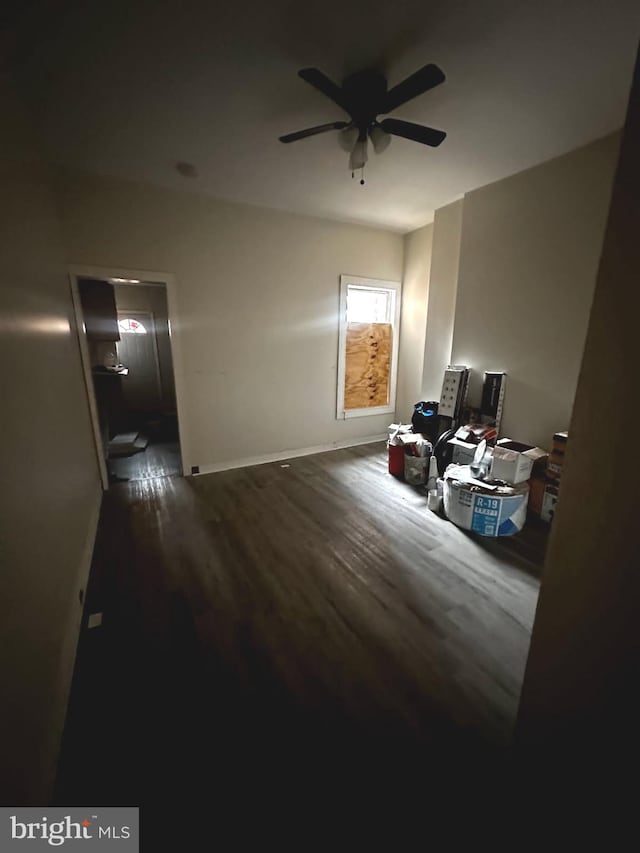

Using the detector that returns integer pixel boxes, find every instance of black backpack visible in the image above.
[411,401,439,442]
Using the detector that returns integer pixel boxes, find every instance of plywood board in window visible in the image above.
[344,322,392,409]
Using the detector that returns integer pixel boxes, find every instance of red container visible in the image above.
[388,442,405,478]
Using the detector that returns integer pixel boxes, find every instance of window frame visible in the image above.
[336,274,402,420]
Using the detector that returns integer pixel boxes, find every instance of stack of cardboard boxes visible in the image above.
[448,423,499,465]
[442,438,548,537]
[541,431,568,522]
[527,430,568,522]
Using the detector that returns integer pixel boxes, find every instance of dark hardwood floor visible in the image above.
[55,442,544,825]
[109,440,181,481]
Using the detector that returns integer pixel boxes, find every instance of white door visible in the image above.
[117,311,163,414]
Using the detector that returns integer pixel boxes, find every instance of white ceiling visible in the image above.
[13,0,640,232]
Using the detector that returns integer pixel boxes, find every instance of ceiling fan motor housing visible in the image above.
[342,68,388,136]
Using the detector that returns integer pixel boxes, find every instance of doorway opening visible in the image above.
[71,272,184,486]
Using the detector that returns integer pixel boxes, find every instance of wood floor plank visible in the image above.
[110,440,181,480]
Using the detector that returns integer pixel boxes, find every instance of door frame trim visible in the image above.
[69,274,110,489]
[68,265,190,486]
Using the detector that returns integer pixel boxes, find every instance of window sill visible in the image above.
[340,405,395,419]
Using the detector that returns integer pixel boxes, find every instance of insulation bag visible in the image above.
[443,464,529,537]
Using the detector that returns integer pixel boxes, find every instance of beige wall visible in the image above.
[516,54,637,765]
[395,224,432,422]
[420,200,463,402]
[0,78,102,802]
[55,169,404,470]
[450,134,619,448]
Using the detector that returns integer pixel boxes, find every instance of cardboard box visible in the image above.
[398,433,430,449]
[453,423,498,444]
[546,453,564,480]
[552,431,568,451]
[490,440,549,484]
[447,437,485,466]
[528,476,546,516]
[545,432,568,483]
[481,372,507,432]
[388,423,412,444]
[541,482,560,523]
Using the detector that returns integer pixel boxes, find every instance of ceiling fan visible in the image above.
[279,63,446,182]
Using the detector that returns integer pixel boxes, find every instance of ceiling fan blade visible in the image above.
[279,121,348,143]
[381,63,445,114]
[379,118,446,147]
[298,68,354,116]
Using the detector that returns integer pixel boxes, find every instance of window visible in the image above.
[337,275,401,419]
[118,318,147,334]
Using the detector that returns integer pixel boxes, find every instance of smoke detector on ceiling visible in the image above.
[175,162,199,178]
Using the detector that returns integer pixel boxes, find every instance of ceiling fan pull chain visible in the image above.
[360,166,365,186]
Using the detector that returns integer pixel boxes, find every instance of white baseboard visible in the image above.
[193,433,387,476]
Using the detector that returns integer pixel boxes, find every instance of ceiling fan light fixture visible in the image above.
[349,139,368,171]
[370,124,391,154]
[338,125,358,152]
